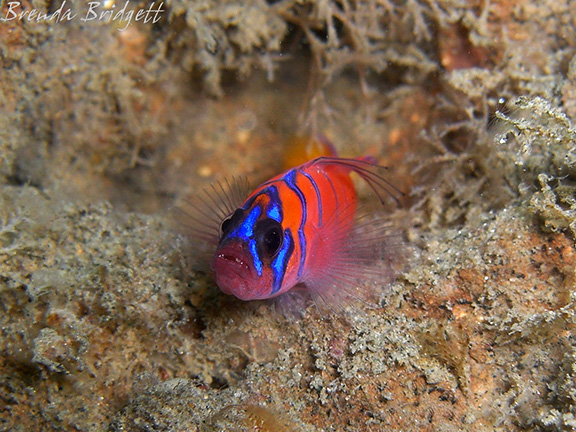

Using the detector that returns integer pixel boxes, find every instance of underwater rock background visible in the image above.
[1,0,575,430]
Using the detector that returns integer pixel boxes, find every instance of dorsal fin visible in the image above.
[312,157,405,205]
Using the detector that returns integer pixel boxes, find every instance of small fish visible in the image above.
[180,153,401,313]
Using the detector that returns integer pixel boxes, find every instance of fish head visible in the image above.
[211,194,296,301]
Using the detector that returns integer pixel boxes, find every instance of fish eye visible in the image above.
[220,208,244,238]
[255,218,283,258]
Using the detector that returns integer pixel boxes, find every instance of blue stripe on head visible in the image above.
[265,185,283,222]
[249,238,263,275]
[228,205,264,276]
[229,205,261,240]
[282,169,307,279]
[270,229,294,294]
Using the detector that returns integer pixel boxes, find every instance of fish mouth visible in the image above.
[216,251,250,272]
[211,242,255,298]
